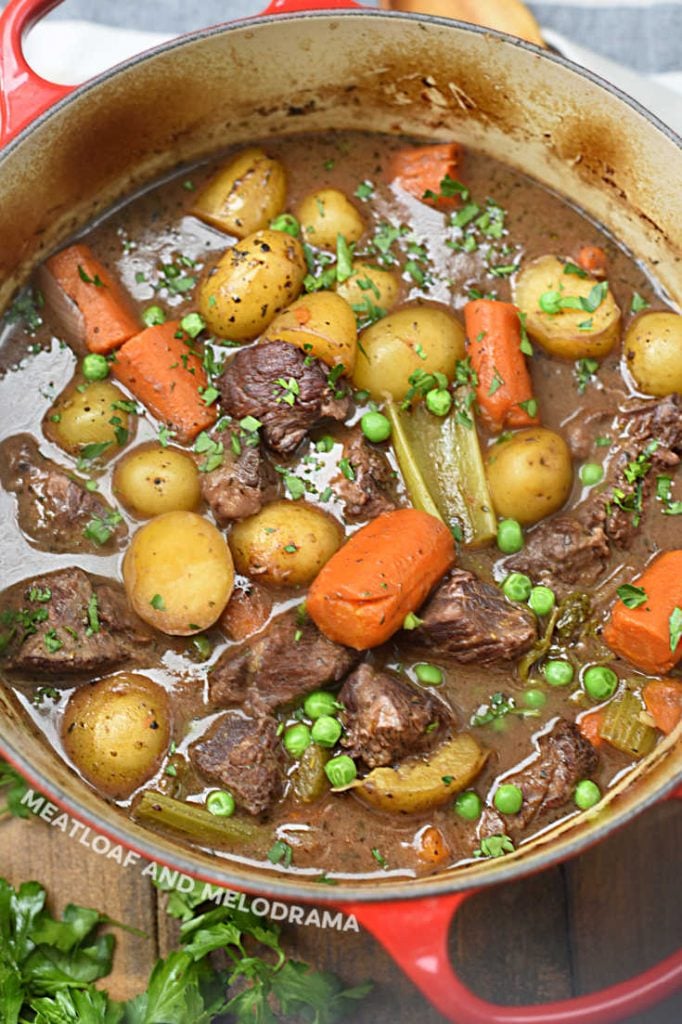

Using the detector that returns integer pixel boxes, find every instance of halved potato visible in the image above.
[514,255,621,360]
[344,733,487,813]
[261,291,357,372]
[191,147,286,238]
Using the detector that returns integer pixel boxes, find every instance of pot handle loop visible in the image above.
[259,0,364,13]
[341,892,682,1024]
[0,0,75,147]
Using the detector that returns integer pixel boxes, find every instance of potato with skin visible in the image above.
[343,733,487,813]
[229,500,343,587]
[623,311,682,397]
[261,291,357,373]
[198,229,306,341]
[353,303,466,401]
[123,511,234,635]
[44,380,132,458]
[514,255,621,360]
[486,427,573,526]
[63,672,170,800]
[191,147,286,238]
[297,188,365,250]
[336,260,400,315]
[113,443,201,518]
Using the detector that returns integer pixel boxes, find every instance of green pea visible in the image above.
[360,411,391,443]
[523,688,547,709]
[580,462,604,487]
[583,665,618,702]
[283,723,311,757]
[206,790,235,817]
[493,783,523,815]
[454,791,482,820]
[528,585,556,617]
[497,518,524,554]
[574,779,601,810]
[425,388,452,417]
[543,660,575,687]
[414,663,443,686]
[82,353,109,381]
[502,572,532,602]
[142,304,166,328]
[303,690,340,720]
[325,754,357,788]
[311,715,342,748]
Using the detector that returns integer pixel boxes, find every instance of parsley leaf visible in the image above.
[670,607,682,653]
[474,835,515,858]
[616,584,647,609]
[83,510,123,546]
[630,292,650,313]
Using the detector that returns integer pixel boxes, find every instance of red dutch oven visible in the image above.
[0,1,681,1021]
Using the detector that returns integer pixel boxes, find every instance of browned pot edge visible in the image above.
[0,11,681,904]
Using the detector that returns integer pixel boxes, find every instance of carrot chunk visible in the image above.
[577,708,605,748]
[390,143,464,210]
[464,299,539,433]
[603,551,682,676]
[112,321,217,444]
[643,678,682,735]
[44,243,139,354]
[307,509,455,651]
[577,245,607,278]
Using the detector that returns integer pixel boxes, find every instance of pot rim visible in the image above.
[1,7,680,905]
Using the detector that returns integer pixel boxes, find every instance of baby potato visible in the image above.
[113,443,201,518]
[353,303,466,401]
[191,147,286,238]
[123,511,234,635]
[44,379,133,459]
[229,500,343,587]
[623,311,682,396]
[336,260,400,315]
[261,291,357,373]
[63,672,170,800]
[486,427,573,526]
[198,228,306,341]
[514,255,621,360]
[297,188,365,250]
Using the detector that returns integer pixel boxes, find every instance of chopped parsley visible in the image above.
[470,692,539,728]
[488,368,504,396]
[563,261,588,278]
[371,848,388,869]
[194,431,224,472]
[77,265,104,287]
[150,594,166,611]
[274,377,300,406]
[402,612,424,631]
[5,287,44,333]
[670,608,682,652]
[283,474,306,500]
[267,839,293,867]
[28,587,51,603]
[85,594,100,635]
[354,180,374,201]
[616,584,647,609]
[519,397,538,417]
[83,510,123,546]
[474,835,515,858]
[422,173,469,204]
[158,425,177,448]
[338,458,356,481]
[655,475,682,516]
[574,357,599,395]
[43,630,63,654]
[630,292,650,313]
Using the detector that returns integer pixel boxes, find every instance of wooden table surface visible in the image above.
[1,799,680,1022]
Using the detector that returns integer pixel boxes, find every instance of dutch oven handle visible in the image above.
[340,892,682,1023]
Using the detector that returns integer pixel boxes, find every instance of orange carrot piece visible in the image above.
[643,678,682,735]
[577,245,607,277]
[603,550,682,676]
[112,321,217,444]
[45,243,139,354]
[391,143,463,210]
[307,509,455,651]
[463,299,539,433]
[578,708,604,748]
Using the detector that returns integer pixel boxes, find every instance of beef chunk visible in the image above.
[585,394,682,548]
[1,568,150,676]
[218,341,350,455]
[339,664,451,768]
[334,427,398,521]
[200,443,279,524]
[209,608,361,712]
[504,514,609,592]
[218,579,273,642]
[479,719,598,844]
[190,711,283,815]
[0,435,126,553]
[409,569,537,663]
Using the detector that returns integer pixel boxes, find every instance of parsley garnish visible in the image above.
[574,357,599,395]
[470,692,539,727]
[77,265,104,287]
[274,377,300,406]
[354,180,374,201]
[474,835,515,858]
[43,629,63,653]
[630,292,650,313]
[267,839,293,867]
[488,368,504,396]
[86,594,100,635]
[670,607,682,653]
[563,261,588,278]
[5,287,44,333]
[150,594,166,611]
[83,509,123,546]
[194,431,224,472]
[371,848,388,868]
[616,584,647,609]
[338,458,356,481]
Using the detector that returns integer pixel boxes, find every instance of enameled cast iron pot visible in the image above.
[0,1,681,1020]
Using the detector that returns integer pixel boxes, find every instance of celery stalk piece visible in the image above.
[599,690,657,758]
[133,790,262,847]
[386,401,497,546]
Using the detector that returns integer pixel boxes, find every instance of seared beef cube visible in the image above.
[339,664,452,768]
[218,579,273,642]
[218,341,350,455]
[190,711,283,815]
[479,719,598,844]
[200,443,279,524]
[0,435,126,553]
[335,427,398,522]
[209,608,361,712]
[1,567,150,676]
[504,514,609,591]
[410,569,537,663]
